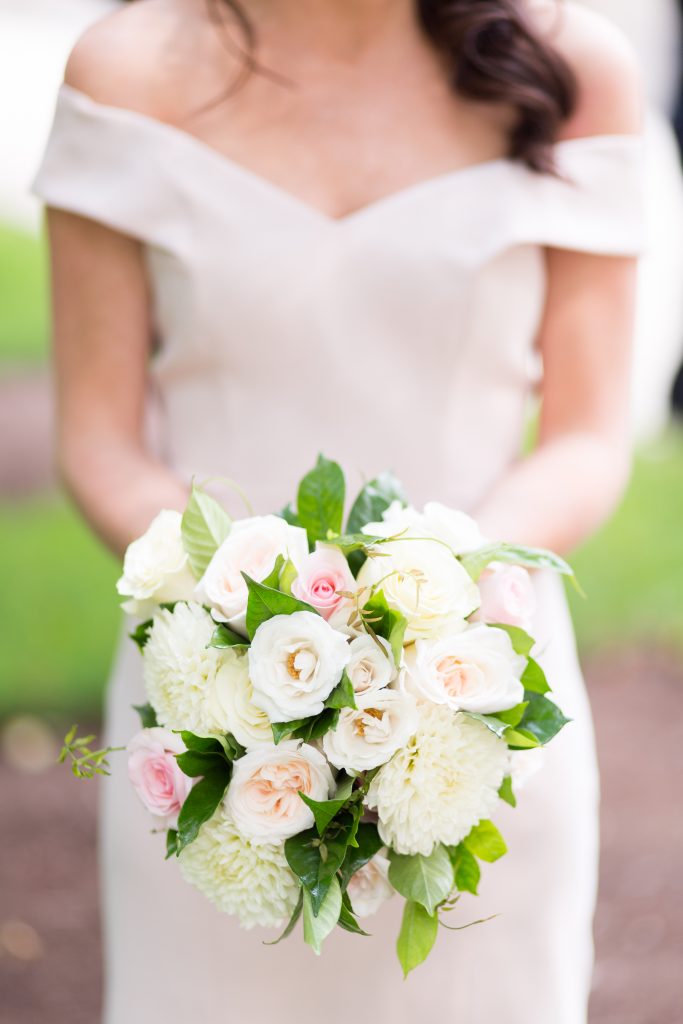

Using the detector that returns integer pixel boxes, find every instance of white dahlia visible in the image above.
[366,703,509,856]
[179,808,300,929]
[143,602,226,734]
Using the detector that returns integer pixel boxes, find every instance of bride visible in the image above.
[33,1,643,1021]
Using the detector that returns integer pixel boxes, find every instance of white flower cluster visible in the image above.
[121,491,542,934]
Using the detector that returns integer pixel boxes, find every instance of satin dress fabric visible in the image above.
[33,83,644,1024]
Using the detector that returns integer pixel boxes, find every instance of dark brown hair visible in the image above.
[146,0,578,172]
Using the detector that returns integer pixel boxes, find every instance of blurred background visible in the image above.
[0,2,682,1022]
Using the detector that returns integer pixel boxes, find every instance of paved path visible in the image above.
[1,649,682,1023]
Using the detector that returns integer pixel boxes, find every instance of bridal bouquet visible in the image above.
[62,456,573,975]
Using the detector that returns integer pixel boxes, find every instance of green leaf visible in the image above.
[340,822,383,889]
[298,793,349,837]
[388,845,454,915]
[464,712,511,740]
[494,702,528,728]
[165,829,178,860]
[324,672,357,711]
[264,888,304,946]
[327,532,385,555]
[334,773,356,802]
[303,877,342,955]
[521,657,551,695]
[362,590,407,665]
[463,820,507,863]
[491,623,535,657]
[207,623,249,650]
[519,692,571,745]
[346,471,407,536]
[262,554,285,590]
[271,707,340,745]
[284,828,322,894]
[130,620,154,652]
[503,727,541,750]
[279,558,298,596]
[449,845,480,895]
[297,454,346,548]
[460,542,574,583]
[242,573,317,640]
[498,775,517,808]
[176,768,230,853]
[279,502,301,527]
[396,901,439,978]
[181,482,232,578]
[175,749,226,778]
[179,731,224,754]
[222,733,246,761]
[338,893,370,936]
[133,703,158,728]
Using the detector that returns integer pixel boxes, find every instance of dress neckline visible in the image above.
[59,83,643,228]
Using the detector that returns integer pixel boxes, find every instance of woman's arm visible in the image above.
[47,207,187,557]
[475,3,643,553]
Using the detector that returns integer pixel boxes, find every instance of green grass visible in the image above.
[569,428,683,651]
[0,224,49,362]
[0,498,119,717]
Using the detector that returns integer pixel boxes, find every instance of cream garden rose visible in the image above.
[407,623,527,714]
[195,515,309,634]
[226,742,334,844]
[347,851,394,918]
[208,649,272,749]
[248,611,351,722]
[345,634,396,696]
[117,510,196,616]
[322,690,418,773]
[365,500,486,555]
[357,536,480,641]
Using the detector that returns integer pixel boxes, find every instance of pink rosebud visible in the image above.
[127,728,192,829]
[291,546,356,621]
[476,565,536,631]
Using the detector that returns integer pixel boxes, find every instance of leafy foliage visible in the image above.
[270,674,355,744]
[242,573,316,640]
[129,619,154,652]
[460,542,575,583]
[207,623,250,650]
[346,471,407,536]
[361,589,407,665]
[181,482,232,578]
[448,844,480,895]
[133,703,158,728]
[297,455,346,548]
[388,845,454,915]
[463,820,507,863]
[303,878,342,955]
[397,901,439,978]
[498,775,517,808]
[58,726,124,780]
[174,731,245,854]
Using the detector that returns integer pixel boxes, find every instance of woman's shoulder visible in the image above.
[528,0,643,139]
[64,0,238,124]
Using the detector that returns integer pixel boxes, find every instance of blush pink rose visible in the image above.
[475,565,536,631]
[127,728,192,829]
[291,546,356,620]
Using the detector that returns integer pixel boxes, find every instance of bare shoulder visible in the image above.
[64,0,238,123]
[528,1,643,138]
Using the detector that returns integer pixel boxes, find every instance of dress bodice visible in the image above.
[33,84,644,514]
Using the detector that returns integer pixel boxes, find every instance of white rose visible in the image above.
[363,501,486,554]
[248,611,351,723]
[195,515,309,634]
[208,649,273,749]
[117,510,196,615]
[357,537,480,642]
[226,742,333,844]
[347,852,394,918]
[322,690,418,773]
[407,623,526,714]
[345,634,396,697]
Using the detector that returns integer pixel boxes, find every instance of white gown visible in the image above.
[33,84,644,1024]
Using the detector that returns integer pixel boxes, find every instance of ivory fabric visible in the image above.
[34,83,644,1024]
